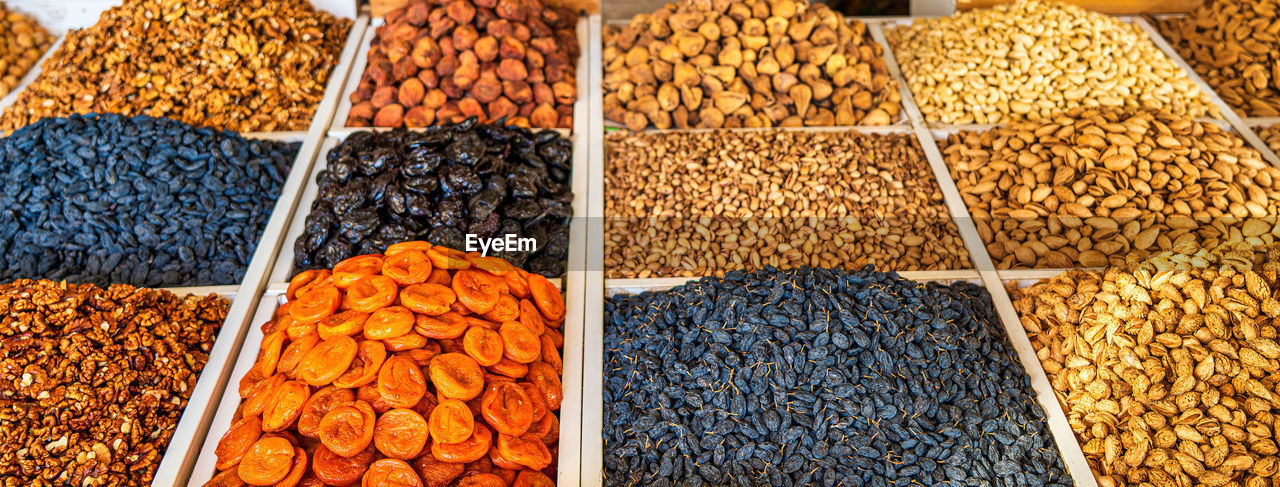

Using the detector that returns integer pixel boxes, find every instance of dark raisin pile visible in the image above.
[296,118,573,277]
[603,266,1071,486]
[0,113,294,287]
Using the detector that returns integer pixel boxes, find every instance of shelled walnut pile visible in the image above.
[944,107,1280,269]
[0,280,227,485]
[602,0,901,130]
[1157,0,1280,117]
[0,0,352,133]
[346,0,580,129]
[0,3,52,98]
[1012,243,1280,487]
[605,130,969,277]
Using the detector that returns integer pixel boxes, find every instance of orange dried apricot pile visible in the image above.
[209,242,565,487]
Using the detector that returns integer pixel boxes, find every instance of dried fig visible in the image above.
[350,101,375,120]
[488,96,518,120]
[374,104,405,127]
[458,98,486,119]
[474,36,499,62]
[504,80,533,104]
[552,82,576,105]
[500,37,527,60]
[487,19,513,38]
[453,24,479,51]
[418,70,440,89]
[406,1,431,26]
[532,83,554,105]
[404,106,436,127]
[497,59,528,81]
[529,38,557,55]
[446,0,476,24]
[371,86,398,108]
[399,78,426,107]
[471,76,503,103]
[496,0,525,22]
[411,38,442,69]
[423,89,448,109]
[530,103,558,128]
[437,55,460,77]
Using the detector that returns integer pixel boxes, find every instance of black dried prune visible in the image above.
[293,119,574,277]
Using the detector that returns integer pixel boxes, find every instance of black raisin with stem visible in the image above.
[484,174,507,195]
[435,197,465,228]
[330,181,367,214]
[426,226,465,249]
[403,149,444,176]
[469,189,502,221]
[503,198,540,219]
[327,156,357,183]
[338,209,380,241]
[468,211,500,236]
[508,176,537,198]
[446,133,484,166]
[402,176,439,195]
[406,193,432,218]
[439,165,482,195]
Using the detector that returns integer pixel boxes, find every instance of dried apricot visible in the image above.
[239,366,266,398]
[243,373,286,417]
[385,241,432,256]
[481,295,519,323]
[413,391,439,418]
[318,400,376,457]
[498,322,540,364]
[430,352,485,400]
[494,433,551,471]
[467,255,516,276]
[378,354,428,408]
[462,327,504,366]
[403,343,442,366]
[257,331,286,378]
[275,447,308,487]
[415,313,468,339]
[427,268,453,286]
[334,340,387,389]
[402,283,457,316]
[384,250,433,286]
[513,470,555,487]
[457,473,506,487]
[538,336,561,375]
[480,382,534,436]
[504,271,530,299]
[359,384,396,414]
[215,416,263,471]
[490,445,523,470]
[298,476,325,487]
[487,358,528,379]
[384,331,429,351]
[517,300,545,337]
[429,398,475,444]
[535,414,558,445]
[432,423,492,464]
[278,335,319,376]
[364,305,415,340]
[288,270,331,301]
[520,383,547,422]
[204,469,247,487]
[525,362,561,411]
[333,255,385,288]
[286,319,317,340]
[526,275,563,321]
[298,386,355,438]
[237,436,295,485]
[312,444,374,486]
[426,246,470,270]
[319,310,371,340]
[495,469,518,485]
[346,275,399,312]
[297,335,359,386]
[411,455,465,487]
[263,380,311,432]
[362,458,423,487]
[374,408,430,459]
[291,285,342,323]
[453,269,502,314]
[542,328,563,349]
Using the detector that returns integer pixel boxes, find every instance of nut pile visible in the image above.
[1012,243,1280,487]
[0,113,296,287]
[208,242,565,486]
[602,0,902,130]
[605,267,1070,485]
[1157,0,1280,117]
[943,108,1280,269]
[0,280,228,485]
[0,0,352,133]
[0,3,52,98]
[887,0,1215,124]
[1262,124,1280,156]
[297,119,573,277]
[604,130,970,278]
[346,0,579,129]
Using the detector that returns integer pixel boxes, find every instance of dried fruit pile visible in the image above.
[0,113,295,287]
[602,0,901,130]
[604,267,1069,486]
[0,0,351,133]
[1157,0,1280,117]
[0,2,53,98]
[210,242,565,486]
[347,0,579,129]
[888,0,1214,124]
[1013,243,1280,486]
[297,120,573,277]
[944,107,1280,269]
[604,130,970,277]
[0,280,228,485]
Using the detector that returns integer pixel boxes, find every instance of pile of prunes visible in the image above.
[296,118,573,277]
